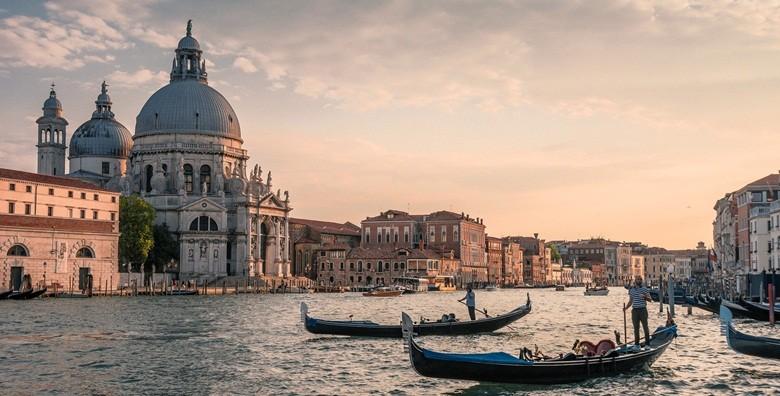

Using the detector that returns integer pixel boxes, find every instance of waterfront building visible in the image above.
[485,235,502,285]
[0,168,120,291]
[713,193,737,286]
[770,201,780,273]
[507,235,549,285]
[749,206,771,273]
[315,246,453,287]
[572,267,593,286]
[733,174,780,278]
[550,261,562,284]
[501,239,523,286]
[361,210,486,284]
[289,218,360,279]
[590,263,606,284]
[630,254,645,280]
[645,249,674,287]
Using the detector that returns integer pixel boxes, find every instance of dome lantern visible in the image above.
[171,19,207,83]
[69,81,132,159]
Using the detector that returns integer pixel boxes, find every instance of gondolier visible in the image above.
[459,286,477,320]
[624,275,652,345]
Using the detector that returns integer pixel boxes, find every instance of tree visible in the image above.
[119,195,155,272]
[145,224,179,273]
[549,244,562,262]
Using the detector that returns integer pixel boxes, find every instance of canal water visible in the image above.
[1,288,778,395]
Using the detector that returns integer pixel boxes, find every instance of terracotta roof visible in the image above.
[289,217,360,236]
[363,210,417,222]
[0,168,113,192]
[425,210,464,221]
[0,214,116,234]
[739,173,780,192]
[344,247,442,260]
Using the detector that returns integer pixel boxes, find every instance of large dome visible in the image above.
[70,118,133,158]
[135,80,241,140]
[70,81,132,158]
[134,21,241,141]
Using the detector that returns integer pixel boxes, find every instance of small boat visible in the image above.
[720,305,780,360]
[167,289,198,296]
[7,288,47,300]
[302,294,532,338]
[685,295,719,314]
[0,289,12,300]
[584,286,609,296]
[555,285,565,291]
[737,300,780,322]
[363,287,403,297]
[402,312,677,384]
[485,285,498,292]
[649,288,687,305]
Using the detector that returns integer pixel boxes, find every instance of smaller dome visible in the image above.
[69,119,133,159]
[177,35,200,50]
[43,88,61,110]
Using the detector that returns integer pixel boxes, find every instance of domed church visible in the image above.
[35,21,293,281]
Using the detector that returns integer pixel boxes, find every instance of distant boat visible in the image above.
[555,285,565,291]
[0,289,12,300]
[7,288,46,300]
[363,287,403,297]
[485,285,498,292]
[720,305,780,360]
[584,286,609,296]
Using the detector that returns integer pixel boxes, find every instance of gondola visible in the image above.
[402,312,677,384]
[584,287,609,296]
[301,294,531,338]
[685,295,720,314]
[720,305,780,360]
[7,288,46,300]
[167,289,198,296]
[0,289,12,300]
[737,300,780,322]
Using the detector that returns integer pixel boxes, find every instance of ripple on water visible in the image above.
[1,289,779,395]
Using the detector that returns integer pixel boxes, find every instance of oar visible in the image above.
[623,301,628,346]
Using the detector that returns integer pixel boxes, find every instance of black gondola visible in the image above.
[167,290,198,296]
[401,312,677,384]
[301,294,531,338]
[7,288,46,300]
[0,290,12,300]
[720,305,780,360]
[736,300,780,322]
[685,295,720,314]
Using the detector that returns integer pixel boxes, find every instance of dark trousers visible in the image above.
[631,307,650,345]
[468,306,476,320]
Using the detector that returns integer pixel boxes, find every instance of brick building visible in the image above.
[0,168,120,292]
[289,218,360,279]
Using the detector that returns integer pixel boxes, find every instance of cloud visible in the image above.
[232,57,258,73]
[106,68,167,88]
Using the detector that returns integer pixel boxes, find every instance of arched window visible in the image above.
[189,216,218,231]
[357,261,363,272]
[7,244,28,256]
[183,164,193,193]
[75,247,94,258]
[200,165,211,193]
[145,164,153,192]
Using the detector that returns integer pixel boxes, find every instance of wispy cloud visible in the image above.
[107,68,168,88]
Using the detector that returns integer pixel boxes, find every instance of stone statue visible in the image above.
[149,157,167,194]
[214,167,224,197]
[186,19,192,36]
[176,157,185,195]
[201,180,207,197]
[284,190,289,203]
[199,241,207,258]
[266,171,272,191]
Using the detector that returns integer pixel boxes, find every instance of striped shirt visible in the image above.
[628,286,649,309]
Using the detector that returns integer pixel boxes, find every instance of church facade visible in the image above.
[34,21,293,281]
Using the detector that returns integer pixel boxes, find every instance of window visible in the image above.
[442,227,446,242]
[68,208,73,218]
[386,232,390,243]
[110,213,116,221]
[364,229,370,244]
[111,196,116,203]
[200,165,211,193]
[75,247,94,258]
[357,261,363,272]
[394,231,399,243]
[68,191,73,198]
[24,204,31,215]
[377,261,383,273]
[145,164,153,193]
[80,192,86,199]
[350,262,354,270]
[49,188,54,195]
[93,194,99,201]
[7,202,15,214]
[189,215,218,231]
[7,244,28,256]
[25,186,31,193]
[80,210,85,219]
[340,262,344,271]
[377,233,381,244]
[93,211,98,220]
[102,162,110,174]
[184,164,193,193]
[367,262,372,270]
[47,206,53,216]
[9,183,15,191]
[394,262,398,270]
[429,226,435,242]
[404,230,409,243]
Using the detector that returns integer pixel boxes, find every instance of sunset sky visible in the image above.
[1,0,779,249]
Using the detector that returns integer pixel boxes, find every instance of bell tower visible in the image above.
[36,84,68,176]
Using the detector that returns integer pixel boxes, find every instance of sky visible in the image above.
[1,0,780,249]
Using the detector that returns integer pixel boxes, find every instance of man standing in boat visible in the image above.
[624,275,652,346]
[459,286,477,320]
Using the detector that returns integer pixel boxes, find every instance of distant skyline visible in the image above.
[2,1,780,249]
